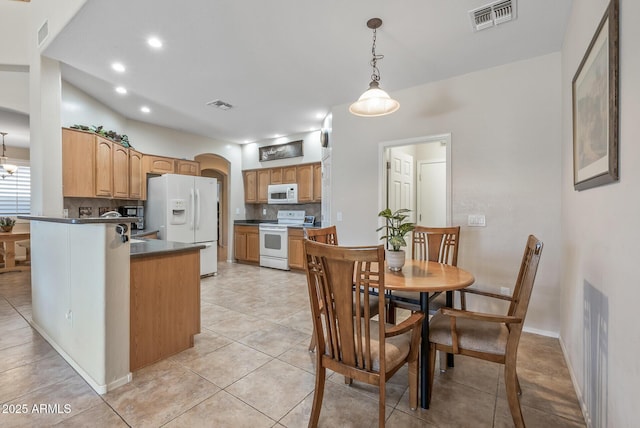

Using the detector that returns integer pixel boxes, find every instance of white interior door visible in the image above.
[388,149,414,220]
[417,160,447,226]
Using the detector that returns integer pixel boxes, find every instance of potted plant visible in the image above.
[0,217,16,232]
[377,208,415,271]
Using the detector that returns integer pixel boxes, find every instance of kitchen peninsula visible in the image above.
[21,216,203,394]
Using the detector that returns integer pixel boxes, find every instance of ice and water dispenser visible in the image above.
[169,199,187,225]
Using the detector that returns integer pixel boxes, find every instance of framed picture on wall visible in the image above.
[572,0,619,191]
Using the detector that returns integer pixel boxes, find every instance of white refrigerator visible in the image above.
[146,174,218,276]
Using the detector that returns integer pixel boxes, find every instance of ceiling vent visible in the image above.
[206,99,234,111]
[469,0,516,32]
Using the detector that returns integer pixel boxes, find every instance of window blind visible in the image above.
[0,160,31,215]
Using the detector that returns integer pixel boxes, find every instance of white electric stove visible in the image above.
[258,210,306,270]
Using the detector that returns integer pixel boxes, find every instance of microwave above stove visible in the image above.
[267,183,298,204]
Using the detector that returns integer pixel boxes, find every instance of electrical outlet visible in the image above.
[467,214,486,227]
[262,208,267,216]
[336,211,343,221]
[500,287,511,296]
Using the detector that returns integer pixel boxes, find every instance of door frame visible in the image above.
[378,133,452,226]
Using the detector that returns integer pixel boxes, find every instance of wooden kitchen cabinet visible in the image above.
[257,169,270,203]
[143,155,175,175]
[113,145,130,199]
[313,163,322,201]
[176,159,200,176]
[287,227,305,270]
[95,137,113,197]
[242,162,320,204]
[270,166,296,184]
[234,225,259,263]
[129,149,144,200]
[283,166,297,183]
[296,164,313,202]
[62,128,96,197]
[130,249,200,371]
[243,170,258,203]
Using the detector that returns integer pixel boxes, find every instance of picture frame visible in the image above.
[259,140,303,162]
[572,0,619,191]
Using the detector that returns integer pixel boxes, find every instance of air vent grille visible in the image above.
[206,99,234,111]
[37,19,49,46]
[469,0,516,32]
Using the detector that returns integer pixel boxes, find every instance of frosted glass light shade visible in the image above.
[349,81,400,117]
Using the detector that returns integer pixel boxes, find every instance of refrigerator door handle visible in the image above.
[190,188,195,230]
[195,188,201,230]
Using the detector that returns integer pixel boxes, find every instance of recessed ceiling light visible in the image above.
[147,37,163,48]
[111,62,125,73]
[140,106,151,113]
[115,86,127,95]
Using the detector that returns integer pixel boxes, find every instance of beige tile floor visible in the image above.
[0,262,585,427]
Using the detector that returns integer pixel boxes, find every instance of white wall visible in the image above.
[560,1,639,426]
[241,131,323,170]
[331,53,563,334]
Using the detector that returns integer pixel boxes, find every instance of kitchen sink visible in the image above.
[130,238,145,244]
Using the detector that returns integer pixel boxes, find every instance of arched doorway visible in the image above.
[195,153,230,262]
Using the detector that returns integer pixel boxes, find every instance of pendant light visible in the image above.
[0,132,18,179]
[349,18,400,117]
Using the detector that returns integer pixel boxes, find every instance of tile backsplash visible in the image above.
[244,203,321,222]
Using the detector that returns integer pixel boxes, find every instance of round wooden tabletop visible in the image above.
[384,259,475,292]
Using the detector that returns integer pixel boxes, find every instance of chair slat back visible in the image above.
[412,226,460,266]
[305,226,339,245]
[304,240,385,373]
[508,235,543,320]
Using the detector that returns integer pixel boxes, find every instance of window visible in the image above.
[0,160,30,215]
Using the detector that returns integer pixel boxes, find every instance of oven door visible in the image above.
[259,225,289,270]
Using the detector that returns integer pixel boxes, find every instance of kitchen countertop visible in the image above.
[19,215,139,224]
[130,239,205,258]
[233,220,320,228]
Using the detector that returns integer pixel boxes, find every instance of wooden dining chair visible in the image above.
[305,225,382,352]
[427,235,543,428]
[387,226,461,323]
[303,240,424,428]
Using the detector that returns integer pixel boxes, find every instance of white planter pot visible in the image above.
[386,249,406,272]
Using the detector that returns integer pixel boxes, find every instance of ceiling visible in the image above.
[37,0,572,145]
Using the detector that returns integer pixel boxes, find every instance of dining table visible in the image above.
[385,259,475,409]
[0,230,31,274]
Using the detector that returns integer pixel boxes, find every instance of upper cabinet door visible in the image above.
[95,137,113,197]
[113,145,130,199]
[244,170,258,203]
[176,160,201,176]
[296,164,313,202]
[62,128,96,198]
[129,149,144,200]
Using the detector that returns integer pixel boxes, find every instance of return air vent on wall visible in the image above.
[469,0,516,32]
[206,99,234,111]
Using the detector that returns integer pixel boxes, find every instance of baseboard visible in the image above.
[558,335,591,428]
[522,325,559,338]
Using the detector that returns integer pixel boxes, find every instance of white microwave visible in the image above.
[267,183,298,204]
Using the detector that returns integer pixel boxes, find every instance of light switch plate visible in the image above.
[468,214,486,227]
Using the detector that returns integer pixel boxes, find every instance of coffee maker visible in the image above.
[118,205,144,230]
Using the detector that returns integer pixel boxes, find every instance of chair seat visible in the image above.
[355,320,412,372]
[429,312,509,355]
